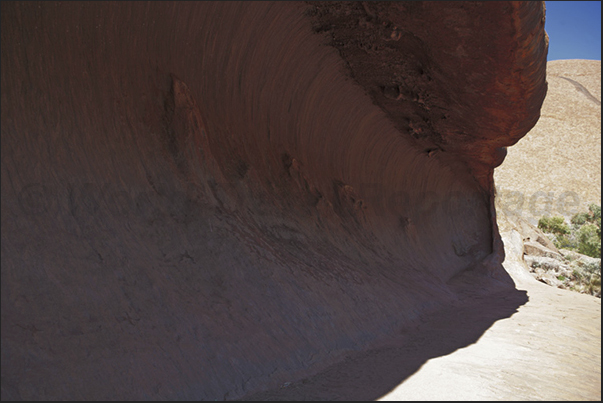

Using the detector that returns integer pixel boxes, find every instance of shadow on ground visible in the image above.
[241,286,529,401]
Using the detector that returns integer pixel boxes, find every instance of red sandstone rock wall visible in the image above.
[1,2,546,400]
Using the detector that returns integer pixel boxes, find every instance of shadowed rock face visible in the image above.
[1,2,546,400]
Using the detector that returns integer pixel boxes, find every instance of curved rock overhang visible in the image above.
[1,1,546,400]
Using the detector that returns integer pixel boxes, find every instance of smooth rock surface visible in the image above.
[523,240,563,260]
[2,2,548,400]
[243,228,601,401]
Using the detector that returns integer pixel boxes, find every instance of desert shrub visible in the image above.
[578,224,601,258]
[571,212,590,227]
[579,259,601,273]
[553,234,577,250]
[585,204,601,258]
[589,203,601,221]
[538,216,570,235]
[572,269,582,280]
[539,205,601,258]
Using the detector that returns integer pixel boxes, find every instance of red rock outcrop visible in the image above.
[1,2,546,400]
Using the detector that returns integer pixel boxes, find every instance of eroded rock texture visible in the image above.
[1,2,546,400]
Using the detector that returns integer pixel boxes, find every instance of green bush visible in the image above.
[578,224,601,258]
[571,212,590,227]
[538,216,570,235]
[589,203,601,221]
[553,233,577,250]
[539,205,601,259]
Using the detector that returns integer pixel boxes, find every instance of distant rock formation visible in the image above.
[495,59,601,225]
[1,2,546,400]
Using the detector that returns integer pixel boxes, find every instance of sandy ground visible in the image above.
[243,261,601,401]
[380,279,601,401]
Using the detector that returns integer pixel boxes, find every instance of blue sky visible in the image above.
[545,1,601,61]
